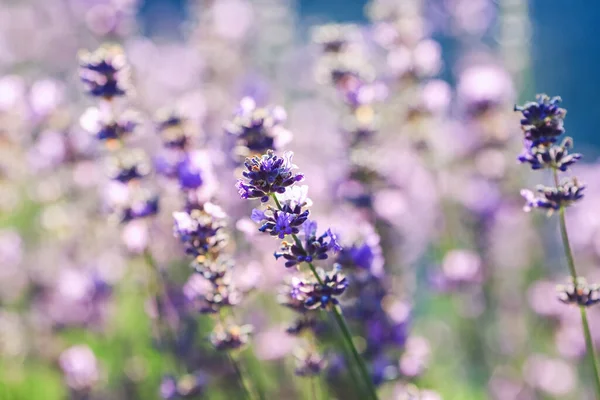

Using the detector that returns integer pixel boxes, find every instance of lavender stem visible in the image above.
[553,168,600,397]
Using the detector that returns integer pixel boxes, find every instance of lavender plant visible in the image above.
[516,94,600,396]
[236,149,379,399]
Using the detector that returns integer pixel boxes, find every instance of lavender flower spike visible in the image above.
[514,94,566,145]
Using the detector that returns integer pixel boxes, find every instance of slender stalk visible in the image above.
[216,310,263,400]
[553,169,600,397]
[227,353,254,400]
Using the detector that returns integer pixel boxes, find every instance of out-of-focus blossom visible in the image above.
[294,348,327,376]
[557,277,600,307]
[59,345,99,392]
[80,107,140,142]
[210,322,253,351]
[105,148,151,183]
[457,65,514,116]
[225,97,291,158]
[312,23,360,54]
[172,204,228,259]
[78,44,131,99]
[524,354,576,397]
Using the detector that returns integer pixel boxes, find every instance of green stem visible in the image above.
[305,261,377,400]
[227,353,254,400]
[553,169,600,398]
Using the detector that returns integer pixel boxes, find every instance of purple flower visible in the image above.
[236,150,304,202]
[177,154,204,190]
[251,206,310,239]
[80,107,139,142]
[225,97,290,156]
[172,204,228,259]
[160,375,178,399]
[557,277,600,307]
[156,151,206,191]
[514,94,567,146]
[521,178,585,214]
[274,221,342,267]
[298,267,348,310]
[59,345,99,392]
[78,44,131,99]
[279,277,312,313]
[294,349,327,376]
[118,190,159,223]
[155,108,194,149]
[518,137,582,171]
[210,322,253,351]
[337,242,378,272]
[106,149,151,183]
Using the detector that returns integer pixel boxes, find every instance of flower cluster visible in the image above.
[274,221,341,268]
[210,322,253,351]
[79,44,159,225]
[236,150,304,202]
[518,137,582,171]
[78,44,131,99]
[520,178,585,214]
[173,205,228,259]
[225,97,291,159]
[514,94,567,146]
[251,206,309,239]
[557,277,600,307]
[160,373,207,399]
[154,108,207,195]
[294,348,328,376]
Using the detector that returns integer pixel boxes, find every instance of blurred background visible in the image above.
[0,0,599,399]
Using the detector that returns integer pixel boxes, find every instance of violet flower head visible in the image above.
[155,107,195,149]
[275,220,342,268]
[105,149,151,183]
[80,107,139,142]
[312,23,358,54]
[518,137,582,171]
[297,267,348,310]
[117,188,159,223]
[521,178,585,214]
[155,151,207,191]
[184,271,241,314]
[236,150,304,202]
[557,277,600,307]
[294,349,328,376]
[251,206,310,239]
[514,94,567,146]
[78,44,131,99]
[172,204,228,260]
[279,277,313,314]
[226,97,290,157]
[160,373,207,399]
[210,322,253,351]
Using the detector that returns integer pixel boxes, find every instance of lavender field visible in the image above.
[0,1,597,399]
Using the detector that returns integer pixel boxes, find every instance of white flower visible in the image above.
[277,185,312,208]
